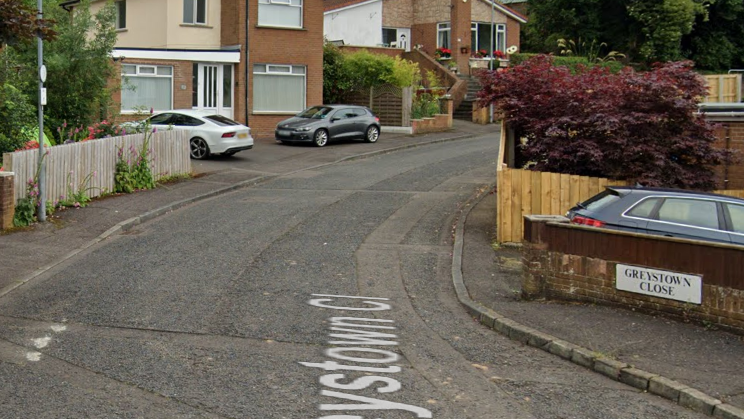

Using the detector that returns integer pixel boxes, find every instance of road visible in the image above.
[0,134,704,418]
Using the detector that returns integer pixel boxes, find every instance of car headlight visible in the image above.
[295,127,311,132]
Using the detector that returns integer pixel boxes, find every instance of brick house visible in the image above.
[63,0,324,138]
[323,0,527,73]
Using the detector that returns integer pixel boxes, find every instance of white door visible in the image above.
[195,63,234,119]
[398,29,411,52]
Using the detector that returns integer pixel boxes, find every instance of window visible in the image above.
[252,64,306,112]
[258,0,302,28]
[657,198,719,229]
[470,22,506,55]
[627,198,660,218]
[726,204,744,233]
[382,28,397,46]
[184,0,207,25]
[149,113,173,125]
[115,0,126,29]
[437,23,450,49]
[121,64,173,112]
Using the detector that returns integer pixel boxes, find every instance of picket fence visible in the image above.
[2,130,191,202]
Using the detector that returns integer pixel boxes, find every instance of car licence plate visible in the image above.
[238,133,248,139]
[278,130,291,136]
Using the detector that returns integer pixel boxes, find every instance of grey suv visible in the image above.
[566,187,744,245]
[275,105,381,147]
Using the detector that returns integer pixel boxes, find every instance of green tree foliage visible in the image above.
[11,0,118,140]
[477,55,728,189]
[523,0,715,67]
[682,0,744,71]
[322,43,420,103]
[322,42,354,104]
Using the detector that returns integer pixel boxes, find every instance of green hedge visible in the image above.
[509,53,625,73]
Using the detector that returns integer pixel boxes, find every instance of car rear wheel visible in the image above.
[364,125,380,143]
[190,137,210,159]
[313,129,329,147]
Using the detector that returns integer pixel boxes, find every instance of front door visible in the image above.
[193,63,234,119]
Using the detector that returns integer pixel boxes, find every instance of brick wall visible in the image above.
[451,0,472,73]
[383,0,414,28]
[247,0,324,139]
[522,216,744,334]
[0,172,14,230]
[712,121,744,190]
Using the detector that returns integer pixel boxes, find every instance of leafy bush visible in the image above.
[509,53,625,73]
[411,93,441,119]
[478,55,727,190]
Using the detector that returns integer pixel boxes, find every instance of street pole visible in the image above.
[37,0,46,222]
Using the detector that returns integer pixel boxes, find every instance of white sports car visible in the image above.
[124,110,254,160]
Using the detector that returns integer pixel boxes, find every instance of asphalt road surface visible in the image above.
[0,135,705,418]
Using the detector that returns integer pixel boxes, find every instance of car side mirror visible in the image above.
[331,117,341,122]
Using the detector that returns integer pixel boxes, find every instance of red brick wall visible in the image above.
[221,0,247,128]
[506,17,521,52]
[247,0,324,139]
[0,173,14,230]
[523,216,744,334]
[713,121,744,190]
[339,46,402,58]
[411,23,437,57]
[450,0,472,73]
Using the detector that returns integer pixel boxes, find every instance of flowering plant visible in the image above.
[493,50,506,59]
[434,47,451,59]
[472,49,489,58]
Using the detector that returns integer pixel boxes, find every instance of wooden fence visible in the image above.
[497,167,744,243]
[496,168,626,243]
[704,74,742,103]
[2,130,190,203]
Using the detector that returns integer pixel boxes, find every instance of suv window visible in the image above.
[657,198,719,229]
[627,198,660,218]
[725,203,744,233]
[581,190,620,211]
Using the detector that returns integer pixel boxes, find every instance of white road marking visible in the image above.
[26,352,41,362]
[33,336,52,349]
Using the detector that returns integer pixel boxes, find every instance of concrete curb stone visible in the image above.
[451,185,744,419]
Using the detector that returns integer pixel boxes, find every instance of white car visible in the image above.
[124,110,254,159]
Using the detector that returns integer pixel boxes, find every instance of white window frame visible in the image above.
[115,0,126,30]
[470,22,507,55]
[183,0,208,25]
[252,64,306,113]
[437,22,451,49]
[120,64,174,113]
[258,0,303,29]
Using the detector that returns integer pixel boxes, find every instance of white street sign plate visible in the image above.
[616,264,702,305]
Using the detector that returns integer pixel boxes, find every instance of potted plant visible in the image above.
[448,61,458,74]
[434,47,451,60]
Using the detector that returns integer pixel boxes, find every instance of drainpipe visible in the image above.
[245,0,250,126]
[725,125,731,189]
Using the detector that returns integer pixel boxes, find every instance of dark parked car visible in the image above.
[275,105,381,147]
[566,187,744,245]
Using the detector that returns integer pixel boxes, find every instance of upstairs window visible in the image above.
[115,0,126,29]
[437,23,450,49]
[184,0,207,25]
[258,0,303,28]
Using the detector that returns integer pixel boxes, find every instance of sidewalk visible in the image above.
[0,121,495,297]
[456,190,744,418]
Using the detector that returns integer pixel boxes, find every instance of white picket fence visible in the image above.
[1,130,191,202]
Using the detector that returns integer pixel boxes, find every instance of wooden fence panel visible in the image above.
[2,130,190,203]
[704,74,742,103]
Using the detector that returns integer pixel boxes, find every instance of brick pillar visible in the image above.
[522,215,568,299]
[440,97,453,127]
[0,172,15,230]
[450,0,471,74]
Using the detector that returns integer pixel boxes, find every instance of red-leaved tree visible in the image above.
[478,55,729,190]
